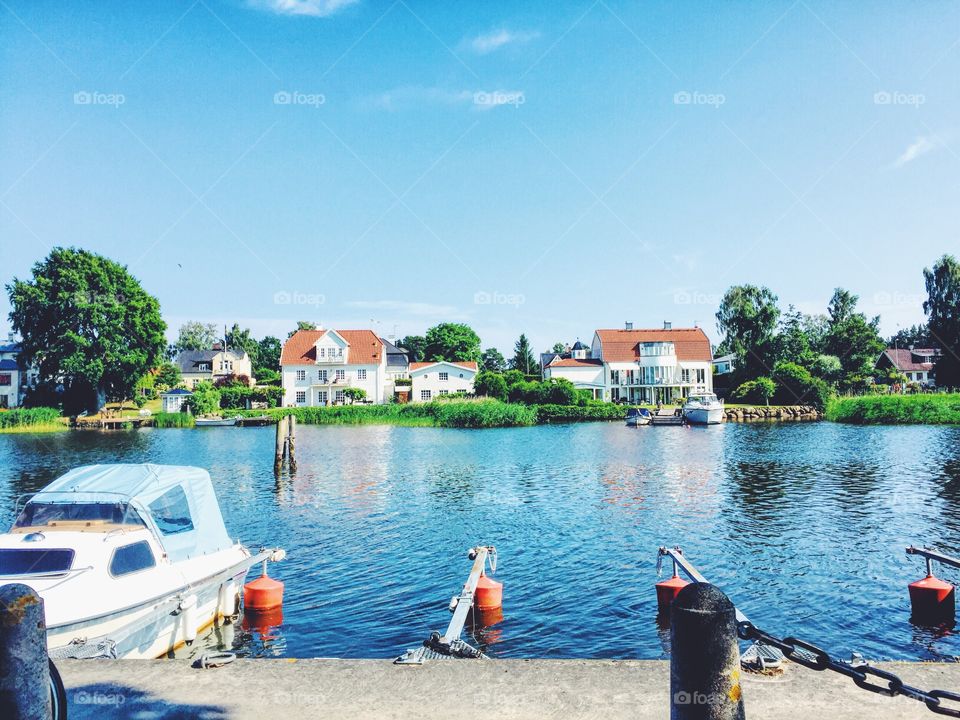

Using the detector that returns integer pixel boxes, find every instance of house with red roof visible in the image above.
[280,329,389,406]
[875,348,937,386]
[409,361,478,402]
[544,322,714,404]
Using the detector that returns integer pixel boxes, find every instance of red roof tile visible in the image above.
[594,328,712,363]
[281,329,383,366]
[879,348,935,372]
[409,361,478,371]
[548,358,603,368]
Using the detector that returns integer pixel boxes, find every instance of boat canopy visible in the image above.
[26,464,234,562]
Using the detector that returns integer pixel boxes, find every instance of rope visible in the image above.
[194,651,237,669]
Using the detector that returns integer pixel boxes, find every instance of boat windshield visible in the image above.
[14,501,146,530]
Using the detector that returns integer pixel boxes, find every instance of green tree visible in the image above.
[888,324,933,349]
[775,306,816,368]
[481,347,506,372]
[772,361,831,410]
[732,377,776,406]
[473,370,508,401]
[225,323,259,363]
[155,363,182,390]
[924,255,960,388]
[509,333,538,375]
[551,342,567,354]
[255,336,282,377]
[823,288,884,386]
[716,285,781,383]
[287,321,317,339]
[423,323,481,362]
[399,335,427,363]
[343,387,367,404]
[175,321,217,353]
[187,381,221,415]
[7,247,167,414]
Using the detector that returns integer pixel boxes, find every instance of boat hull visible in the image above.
[683,406,724,425]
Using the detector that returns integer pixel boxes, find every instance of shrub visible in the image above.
[343,387,367,403]
[773,361,832,410]
[187,382,221,415]
[535,404,626,422]
[732,377,776,405]
[218,385,283,410]
[474,370,508,401]
[427,399,536,427]
[826,393,960,424]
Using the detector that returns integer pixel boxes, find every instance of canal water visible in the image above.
[1,422,959,661]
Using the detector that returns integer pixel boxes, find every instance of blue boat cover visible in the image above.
[32,464,234,562]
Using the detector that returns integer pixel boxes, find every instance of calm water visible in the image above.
[2,422,960,661]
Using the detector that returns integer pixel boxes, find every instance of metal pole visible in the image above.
[442,547,488,644]
[0,583,52,719]
[670,583,745,720]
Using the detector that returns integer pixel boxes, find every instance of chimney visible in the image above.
[663,321,672,330]
[625,321,633,331]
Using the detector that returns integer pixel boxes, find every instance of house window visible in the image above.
[296,369,306,381]
[318,390,328,405]
[197,363,210,372]
[421,390,432,401]
[335,369,345,381]
[439,372,449,381]
[318,370,328,383]
[296,391,306,404]
[695,369,706,384]
[335,390,345,404]
[905,372,913,381]
[439,389,449,396]
[220,360,233,371]
[109,540,156,577]
[319,347,325,358]
[681,369,691,383]
[148,486,194,536]
[0,374,10,386]
[357,369,367,380]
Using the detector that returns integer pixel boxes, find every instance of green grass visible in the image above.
[0,407,66,433]
[826,393,960,425]
[152,412,195,428]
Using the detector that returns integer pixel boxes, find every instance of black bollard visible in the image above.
[0,583,52,720]
[670,583,745,720]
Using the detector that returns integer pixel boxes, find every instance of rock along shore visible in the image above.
[724,405,823,422]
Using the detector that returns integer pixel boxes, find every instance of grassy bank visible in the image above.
[0,407,67,433]
[826,393,960,425]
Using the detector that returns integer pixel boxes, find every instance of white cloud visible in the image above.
[344,300,461,318]
[891,135,940,168]
[363,86,473,111]
[467,29,540,54]
[250,0,358,17]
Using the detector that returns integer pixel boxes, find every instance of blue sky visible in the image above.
[1,0,957,354]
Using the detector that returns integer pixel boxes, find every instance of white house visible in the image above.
[875,348,937,386]
[712,353,736,375]
[160,388,193,413]
[0,335,38,408]
[281,329,388,406]
[409,361,478,402]
[544,323,713,404]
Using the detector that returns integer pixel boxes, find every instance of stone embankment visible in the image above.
[724,405,822,422]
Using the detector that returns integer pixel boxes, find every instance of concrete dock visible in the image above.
[59,658,960,719]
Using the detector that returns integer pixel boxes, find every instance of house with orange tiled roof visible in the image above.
[409,360,478,402]
[280,329,390,406]
[544,322,714,404]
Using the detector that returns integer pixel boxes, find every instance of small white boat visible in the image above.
[195,416,239,427]
[682,393,725,425]
[625,408,652,426]
[0,464,284,659]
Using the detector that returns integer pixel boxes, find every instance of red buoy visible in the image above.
[655,574,690,616]
[908,574,955,625]
[244,572,284,611]
[474,573,503,611]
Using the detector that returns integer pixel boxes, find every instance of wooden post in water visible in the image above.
[287,415,297,474]
[0,584,52,719]
[274,415,287,475]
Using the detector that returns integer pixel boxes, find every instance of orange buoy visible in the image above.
[655,574,690,616]
[908,574,955,625]
[244,572,284,611]
[474,573,503,611]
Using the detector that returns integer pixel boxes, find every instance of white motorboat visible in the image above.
[625,408,652,426]
[0,464,284,659]
[194,416,239,427]
[682,393,725,425]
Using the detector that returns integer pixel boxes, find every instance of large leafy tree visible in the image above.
[287,320,317,339]
[225,323,259,363]
[423,323,481,363]
[399,335,426,363]
[509,333,538,375]
[888,324,933,349]
[924,254,960,387]
[256,336,282,373]
[823,288,884,384]
[175,321,217,352]
[716,285,781,383]
[7,247,167,414]
[481,347,506,372]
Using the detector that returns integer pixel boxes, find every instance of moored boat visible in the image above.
[682,393,724,425]
[0,464,284,659]
[195,416,239,427]
[625,408,652,426]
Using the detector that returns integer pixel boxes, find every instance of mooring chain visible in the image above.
[738,621,960,717]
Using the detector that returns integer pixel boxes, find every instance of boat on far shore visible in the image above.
[194,416,239,427]
[625,408,652,427]
[682,393,725,425]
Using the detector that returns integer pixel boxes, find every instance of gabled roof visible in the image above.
[409,361,478,372]
[878,348,936,372]
[594,328,712,363]
[0,359,19,371]
[548,358,603,368]
[174,350,217,372]
[571,340,587,350]
[281,329,383,366]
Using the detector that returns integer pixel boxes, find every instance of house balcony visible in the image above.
[315,355,346,364]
